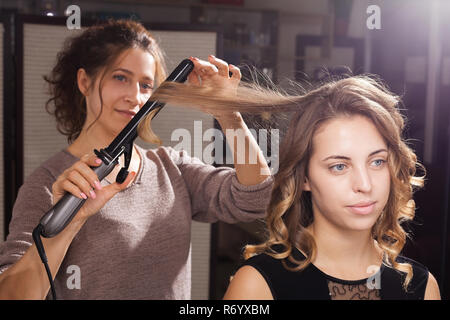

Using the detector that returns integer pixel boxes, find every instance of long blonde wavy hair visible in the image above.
[148,74,425,291]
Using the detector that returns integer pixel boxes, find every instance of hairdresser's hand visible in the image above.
[52,153,136,222]
[188,55,241,121]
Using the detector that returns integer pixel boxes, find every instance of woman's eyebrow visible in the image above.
[321,148,388,162]
[112,68,154,81]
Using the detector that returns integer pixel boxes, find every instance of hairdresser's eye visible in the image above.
[141,83,154,90]
[371,159,386,168]
[330,163,347,173]
[114,74,127,82]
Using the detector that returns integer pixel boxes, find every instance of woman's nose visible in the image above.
[352,166,372,193]
[125,82,141,106]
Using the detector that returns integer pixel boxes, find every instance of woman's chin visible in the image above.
[343,217,379,233]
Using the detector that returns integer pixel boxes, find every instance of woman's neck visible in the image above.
[67,125,115,158]
[307,217,383,280]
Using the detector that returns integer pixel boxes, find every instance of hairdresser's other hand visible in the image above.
[188,55,241,120]
[52,153,136,223]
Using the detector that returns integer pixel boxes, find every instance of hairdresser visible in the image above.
[0,19,273,299]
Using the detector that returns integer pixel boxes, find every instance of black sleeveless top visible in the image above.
[242,247,429,300]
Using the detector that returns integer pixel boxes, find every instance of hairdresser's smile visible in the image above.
[304,115,390,231]
[115,108,138,119]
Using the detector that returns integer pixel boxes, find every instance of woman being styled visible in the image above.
[153,74,441,300]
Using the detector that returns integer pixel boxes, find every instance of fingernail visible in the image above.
[209,55,215,58]
[128,172,136,182]
[95,158,102,164]
[80,192,87,200]
[94,180,102,190]
[90,190,96,199]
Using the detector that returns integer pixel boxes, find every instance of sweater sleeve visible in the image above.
[165,147,274,223]
[0,168,55,275]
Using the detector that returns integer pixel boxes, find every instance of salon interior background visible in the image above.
[0,0,449,299]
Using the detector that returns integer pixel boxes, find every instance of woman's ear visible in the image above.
[303,176,311,191]
[77,68,91,97]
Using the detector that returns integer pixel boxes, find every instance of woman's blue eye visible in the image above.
[372,159,386,167]
[330,164,346,172]
[114,75,126,82]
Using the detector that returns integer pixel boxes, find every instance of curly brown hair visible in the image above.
[44,19,167,144]
[151,75,425,291]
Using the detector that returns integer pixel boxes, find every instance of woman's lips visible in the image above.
[116,109,136,119]
[346,201,376,215]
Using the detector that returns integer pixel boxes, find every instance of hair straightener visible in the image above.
[32,59,194,299]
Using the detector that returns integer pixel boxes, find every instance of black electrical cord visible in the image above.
[32,224,57,300]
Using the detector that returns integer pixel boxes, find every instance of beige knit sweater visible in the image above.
[0,144,274,299]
